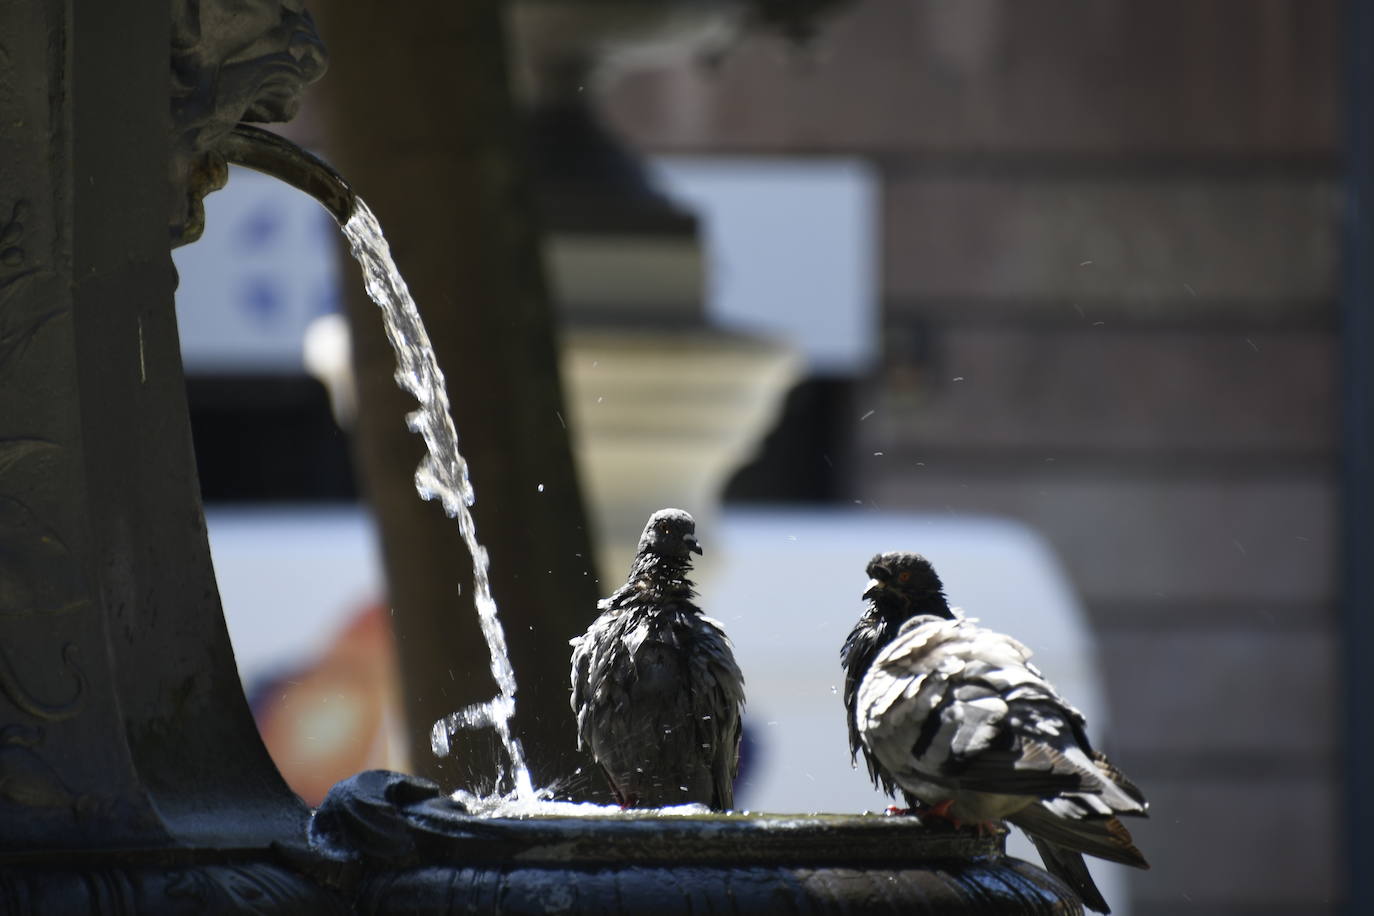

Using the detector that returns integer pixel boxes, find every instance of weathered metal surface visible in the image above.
[0,862,345,915]
[0,0,316,853]
[220,125,357,226]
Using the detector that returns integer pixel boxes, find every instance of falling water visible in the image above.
[342,198,534,802]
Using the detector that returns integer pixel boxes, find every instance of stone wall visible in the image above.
[602,1,1342,912]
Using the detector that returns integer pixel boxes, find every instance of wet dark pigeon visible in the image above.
[841,551,1149,915]
[570,509,744,810]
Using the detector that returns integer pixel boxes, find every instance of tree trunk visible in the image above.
[312,0,601,795]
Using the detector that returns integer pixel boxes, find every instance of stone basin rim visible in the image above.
[399,807,1007,866]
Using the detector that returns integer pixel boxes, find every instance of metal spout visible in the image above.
[219,124,356,225]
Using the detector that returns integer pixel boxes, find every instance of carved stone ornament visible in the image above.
[170,0,327,245]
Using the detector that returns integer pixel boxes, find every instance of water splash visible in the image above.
[342,198,534,802]
[453,794,712,819]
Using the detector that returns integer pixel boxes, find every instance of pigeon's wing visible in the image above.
[916,692,1088,798]
[1091,750,1149,811]
[569,610,611,753]
[856,617,970,799]
[569,604,639,759]
[713,712,743,811]
[860,617,1123,801]
[690,614,746,810]
[840,612,880,760]
[841,612,903,795]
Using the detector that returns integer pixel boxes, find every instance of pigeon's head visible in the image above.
[637,508,703,560]
[862,551,950,618]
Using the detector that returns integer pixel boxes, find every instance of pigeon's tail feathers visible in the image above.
[600,763,630,808]
[1008,804,1150,870]
[1024,835,1112,915]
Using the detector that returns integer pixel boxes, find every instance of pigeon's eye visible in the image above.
[898,571,911,584]
[658,525,670,535]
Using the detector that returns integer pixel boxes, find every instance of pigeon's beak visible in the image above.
[862,578,886,601]
[684,534,703,556]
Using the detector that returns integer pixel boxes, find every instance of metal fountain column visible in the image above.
[0,0,308,853]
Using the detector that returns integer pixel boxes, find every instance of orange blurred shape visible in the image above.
[253,601,407,805]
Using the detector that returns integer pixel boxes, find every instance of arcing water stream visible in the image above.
[221,125,536,803]
[342,201,535,803]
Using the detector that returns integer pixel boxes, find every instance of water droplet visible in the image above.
[431,721,451,757]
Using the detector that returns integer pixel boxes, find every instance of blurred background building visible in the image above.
[173,2,1343,914]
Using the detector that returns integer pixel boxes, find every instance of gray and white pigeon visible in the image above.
[570,508,744,810]
[842,551,1149,914]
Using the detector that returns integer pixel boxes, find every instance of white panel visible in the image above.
[173,166,342,372]
[651,156,878,374]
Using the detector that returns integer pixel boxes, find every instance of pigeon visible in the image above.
[570,509,744,810]
[842,551,1149,914]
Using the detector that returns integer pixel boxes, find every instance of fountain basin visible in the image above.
[357,817,1075,914]
[299,772,1079,915]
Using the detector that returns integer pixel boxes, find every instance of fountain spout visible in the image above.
[219,124,357,225]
